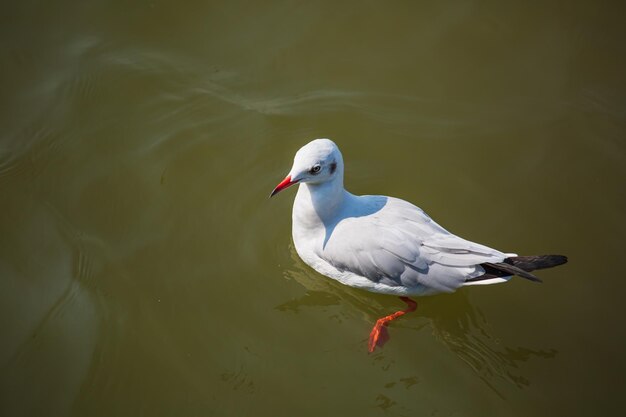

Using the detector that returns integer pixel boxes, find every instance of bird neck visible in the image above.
[294,175,347,227]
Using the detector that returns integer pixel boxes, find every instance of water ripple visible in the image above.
[280,244,557,393]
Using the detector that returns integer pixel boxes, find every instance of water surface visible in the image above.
[1,1,625,416]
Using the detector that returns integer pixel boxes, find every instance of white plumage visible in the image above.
[272,138,518,296]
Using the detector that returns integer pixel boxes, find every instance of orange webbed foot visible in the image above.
[367,297,417,353]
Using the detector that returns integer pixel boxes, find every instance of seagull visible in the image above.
[271,139,567,352]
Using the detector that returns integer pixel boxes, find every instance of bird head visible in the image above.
[270,138,343,197]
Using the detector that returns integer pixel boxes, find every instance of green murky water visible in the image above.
[1,1,625,416]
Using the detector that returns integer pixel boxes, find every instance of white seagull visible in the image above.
[271,139,567,352]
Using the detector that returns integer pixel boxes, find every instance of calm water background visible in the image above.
[1,1,625,416]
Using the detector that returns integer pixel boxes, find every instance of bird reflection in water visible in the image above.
[278,244,557,393]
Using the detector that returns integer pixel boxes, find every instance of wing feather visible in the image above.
[318,196,508,293]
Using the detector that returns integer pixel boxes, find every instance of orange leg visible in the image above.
[368,296,417,353]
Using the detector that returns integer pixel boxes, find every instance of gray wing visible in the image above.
[319,197,509,293]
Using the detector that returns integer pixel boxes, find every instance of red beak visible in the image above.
[270,175,299,197]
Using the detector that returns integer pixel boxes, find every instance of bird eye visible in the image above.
[310,164,321,175]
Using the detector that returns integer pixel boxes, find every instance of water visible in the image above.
[1,1,625,416]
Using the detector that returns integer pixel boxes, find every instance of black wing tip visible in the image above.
[506,254,568,270]
[473,254,567,284]
[481,261,543,283]
[551,254,568,266]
